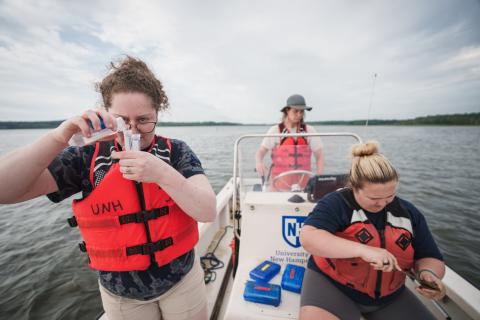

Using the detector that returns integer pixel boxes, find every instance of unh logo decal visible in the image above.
[282,216,307,248]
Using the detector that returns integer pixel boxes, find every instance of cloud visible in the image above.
[0,0,479,122]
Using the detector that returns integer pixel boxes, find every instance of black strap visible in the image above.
[126,237,174,256]
[78,241,87,252]
[278,123,288,144]
[118,207,169,225]
[69,207,169,229]
[339,188,359,210]
[67,216,78,228]
[278,123,307,145]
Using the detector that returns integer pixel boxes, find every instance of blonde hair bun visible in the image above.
[351,141,379,157]
[348,140,398,189]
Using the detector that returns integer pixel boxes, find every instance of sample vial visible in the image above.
[69,117,126,147]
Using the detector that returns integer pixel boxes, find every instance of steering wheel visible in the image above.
[271,170,314,192]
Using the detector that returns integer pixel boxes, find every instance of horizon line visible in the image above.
[0,111,478,125]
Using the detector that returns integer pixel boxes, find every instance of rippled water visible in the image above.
[0,125,479,319]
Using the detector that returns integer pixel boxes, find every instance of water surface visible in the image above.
[0,125,478,319]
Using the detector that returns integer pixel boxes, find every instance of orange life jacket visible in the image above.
[313,188,414,299]
[68,136,199,272]
[270,123,312,189]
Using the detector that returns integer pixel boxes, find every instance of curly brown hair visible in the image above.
[96,56,169,112]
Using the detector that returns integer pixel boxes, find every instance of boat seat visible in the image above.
[304,174,348,202]
[252,184,262,192]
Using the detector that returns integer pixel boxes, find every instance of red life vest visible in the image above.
[270,123,312,190]
[68,136,199,272]
[313,188,415,299]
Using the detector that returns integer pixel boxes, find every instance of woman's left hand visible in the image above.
[112,150,167,183]
[415,269,446,300]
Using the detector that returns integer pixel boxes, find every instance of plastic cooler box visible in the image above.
[243,281,281,306]
[281,264,305,293]
[249,260,281,283]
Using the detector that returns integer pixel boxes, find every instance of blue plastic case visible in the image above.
[281,264,305,293]
[249,260,281,283]
[243,280,281,306]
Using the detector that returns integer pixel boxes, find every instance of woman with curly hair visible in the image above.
[0,56,216,320]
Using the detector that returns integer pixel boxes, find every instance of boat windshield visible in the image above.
[234,132,361,206]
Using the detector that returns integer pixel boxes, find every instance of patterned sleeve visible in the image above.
[169,139,205,178]
[46,146,92,203]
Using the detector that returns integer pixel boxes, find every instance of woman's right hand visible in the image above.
[255,162,267,177]
[416,270,446,300]
[51,109,117,145]
[359,245,401,272]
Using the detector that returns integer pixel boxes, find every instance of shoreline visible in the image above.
[1,112,479,130]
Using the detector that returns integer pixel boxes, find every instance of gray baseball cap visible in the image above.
[281,94,312,112]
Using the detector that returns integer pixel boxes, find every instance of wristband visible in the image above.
[416,269,439,279]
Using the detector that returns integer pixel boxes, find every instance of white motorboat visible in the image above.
[99,132,480,320]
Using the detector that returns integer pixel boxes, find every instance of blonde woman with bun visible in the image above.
[299,141,446,320]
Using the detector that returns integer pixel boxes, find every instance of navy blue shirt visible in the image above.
[47,137,205,300]
[304,191,443,305]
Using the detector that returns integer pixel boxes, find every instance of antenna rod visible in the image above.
[365,73,378,127]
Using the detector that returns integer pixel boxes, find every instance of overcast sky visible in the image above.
[0,0,479,123]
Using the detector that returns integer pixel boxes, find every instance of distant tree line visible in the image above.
[0,120,242,129]
[310,113,480,126]
[158,121,242,127]
[0,112,478,129]
[0,121,64,129]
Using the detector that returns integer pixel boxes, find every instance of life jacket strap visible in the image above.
[67,206,169,229]
[67,216,78,227]
[119,207,169,225]
[79,241,87,252]
[126,237,174,256]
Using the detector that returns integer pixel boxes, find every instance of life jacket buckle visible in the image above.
[137,237,173,255]
[67,216,78,228]
[139,243,155,255]
[129,207,170,224]
[155,237,173,251]
[78,241,87,252]
[133,211,148,223]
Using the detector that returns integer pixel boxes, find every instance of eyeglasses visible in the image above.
[124,121,157,134]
